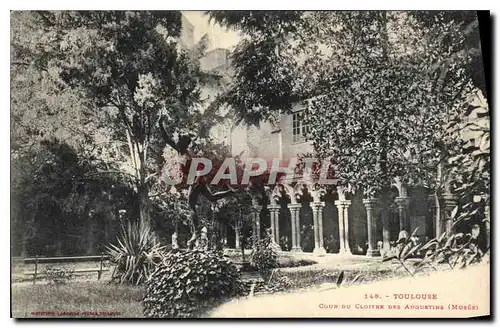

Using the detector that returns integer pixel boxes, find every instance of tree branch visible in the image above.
[158,116,180,152]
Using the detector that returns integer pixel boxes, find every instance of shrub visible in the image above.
[107,221,167,285]
[255,270,295,294]
[383,225,486,276]
[43,266,74,285]
[418,226,485,271]
[278,257,316,268]
[142,249,242,318]
[250,235,279,281]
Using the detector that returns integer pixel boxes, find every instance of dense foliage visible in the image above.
[208,11,304,125]
[142,249,242,318]
[10,11,214,227]
[11,138,137,256]
[383,224,486,276]
[250,235,279,281]
[294,12,476,196]
[11,11,236,254]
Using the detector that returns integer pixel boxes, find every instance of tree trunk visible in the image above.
[86,218,95,255]
[138,143,151,226]
[104,212,112,245]
[55,239,63,256]
[125,124,151,226]
[138,183,150,225]
[21,230,27,258]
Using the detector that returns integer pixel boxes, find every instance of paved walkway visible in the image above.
[277,251,385,272]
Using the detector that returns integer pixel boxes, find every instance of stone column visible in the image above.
[428,195,441,238]
[295,207,302,252]
[268,204,281,250]
[252,205,262,247]
[234,218,240,249]
[319,203,326,251]
[441,194,458,235]
[288,203,302,252]
[171,232,179,250]
[335,200,352,255]
[395,196,410,232]
[335,200,346,253]
[270,206,276,242]
[363,198,380,257]
[288,204,296,251]
[342,201,352,254]
[312,203,320,251]
[312,202,326,254]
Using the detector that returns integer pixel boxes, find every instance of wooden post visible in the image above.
[98,253,103,280]
[33,255,39,285]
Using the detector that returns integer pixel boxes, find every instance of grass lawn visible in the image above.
[12,281,145,318]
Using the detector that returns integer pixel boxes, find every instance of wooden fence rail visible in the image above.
[22,255,110,264]
[21,253,110,285]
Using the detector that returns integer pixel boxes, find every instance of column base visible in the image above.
[291,247,303,252]
[366,249,380,257]
[313,247,327,255]
[339,248,352,256]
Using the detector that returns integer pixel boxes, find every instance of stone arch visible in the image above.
[269,184,293,250]
[392,177,408,197]
[274,183,299,204]
[407,185,433,241]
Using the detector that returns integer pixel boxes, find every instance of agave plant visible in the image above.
[107,221,167,285]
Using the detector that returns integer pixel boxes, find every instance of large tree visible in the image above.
[211,11,484,194]
[11,11,215,225]
[297,12,476,193]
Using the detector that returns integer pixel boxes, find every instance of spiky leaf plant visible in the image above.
[107,221,167,285]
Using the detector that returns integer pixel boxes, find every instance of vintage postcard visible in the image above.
[10,10,490,319]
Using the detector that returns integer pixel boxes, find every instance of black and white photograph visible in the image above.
[9,9,490,319]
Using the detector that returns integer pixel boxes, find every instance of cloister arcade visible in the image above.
[226,178,464,257]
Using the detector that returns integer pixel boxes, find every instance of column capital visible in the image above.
[395,196,410,208]
[441,193,458,210]
[311,201,325,209]
[363,198,379,209]
[334,200,352,208]
[441,193,458,202]
[287,203,302,210]
[252,205,263,212]
[427,195,438,208]
[267,204,281,212]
